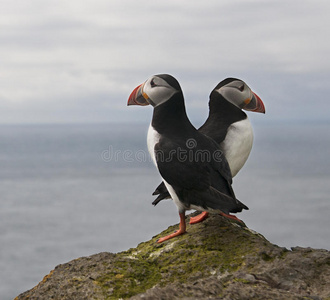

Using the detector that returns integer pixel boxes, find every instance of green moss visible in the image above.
[260,252,273,262]
[94,214,280,299]
[233,277,251,284]
[96,259,161,299]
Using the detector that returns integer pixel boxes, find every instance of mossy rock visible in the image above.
[15,213,330,300]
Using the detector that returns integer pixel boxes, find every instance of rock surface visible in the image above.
[15,213,330,300]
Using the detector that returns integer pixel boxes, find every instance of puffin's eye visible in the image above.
[150,79,156,87]
[238,84,244,92]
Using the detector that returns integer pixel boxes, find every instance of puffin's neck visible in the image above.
[151,93,194,135]
[202,94,247,129]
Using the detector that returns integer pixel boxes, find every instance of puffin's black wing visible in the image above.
[151,136,244,211]
[208,137,233,184]
[151,128,232,206]
[154,138,211,191]
[154,135,247,213]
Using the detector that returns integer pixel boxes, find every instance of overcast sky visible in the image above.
[1,0,329,124]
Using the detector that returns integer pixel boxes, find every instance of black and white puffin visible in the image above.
[127,74,248,243]
[151,78,265,224]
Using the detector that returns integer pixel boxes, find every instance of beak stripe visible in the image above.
[142,92,149,100]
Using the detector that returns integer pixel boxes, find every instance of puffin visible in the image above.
[151,78,265,225]
[127,74,248,243]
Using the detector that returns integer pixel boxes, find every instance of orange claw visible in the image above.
[189,211,209,224]
[219,212,243,223]
[190,211,243,225]
[157,212,186,243]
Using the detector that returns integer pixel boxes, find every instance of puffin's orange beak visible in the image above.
[127,83,149,106]
[244,91,265,113]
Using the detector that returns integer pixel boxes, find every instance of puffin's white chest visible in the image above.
[147,124,187,212]
[221,118,253,177]
[147,124,160,166]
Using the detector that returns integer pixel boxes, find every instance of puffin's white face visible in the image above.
[127,74,180,107]
[213,79,265,113]
[142,76,179,107]
[215,80,253,109]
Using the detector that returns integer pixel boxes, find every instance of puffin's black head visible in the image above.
[127,74,181,107]
[211,78,265,113]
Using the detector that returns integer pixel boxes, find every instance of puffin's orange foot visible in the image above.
[157,229,186,243]
[157,212,187,243]
[219,212,243,223]
[189,211,209,224]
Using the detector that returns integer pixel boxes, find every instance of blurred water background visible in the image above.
[1,121,329,299]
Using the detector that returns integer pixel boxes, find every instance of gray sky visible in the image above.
[1,0,329,124]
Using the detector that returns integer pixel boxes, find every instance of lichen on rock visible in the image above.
[15,212,330,300]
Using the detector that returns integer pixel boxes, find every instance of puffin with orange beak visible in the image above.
[128,74,249,243]
[150,77,265,225]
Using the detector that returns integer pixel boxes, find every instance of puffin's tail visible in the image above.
[152,193,171,206]
[152,181,171,206]
[230,199,249,213]
[182,186,248,215]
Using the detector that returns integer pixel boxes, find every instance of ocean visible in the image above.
[1,122,329,299]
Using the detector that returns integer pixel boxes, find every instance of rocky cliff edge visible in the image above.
[15,213,330,300]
